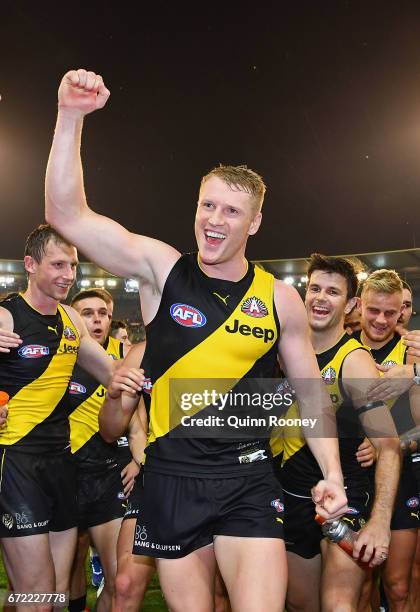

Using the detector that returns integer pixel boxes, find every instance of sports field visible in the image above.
[0,559,168,611]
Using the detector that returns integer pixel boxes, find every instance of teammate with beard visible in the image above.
[356,270,420,611]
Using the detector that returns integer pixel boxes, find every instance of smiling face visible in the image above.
[73,296,110,345]
[306,270,353,332]
[24,238,78,303]
[194,176,262,270]
[360,289,403,346]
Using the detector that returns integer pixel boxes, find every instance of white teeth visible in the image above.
[206,231,226,240]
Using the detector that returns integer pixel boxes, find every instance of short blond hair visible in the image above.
[361,269,403,297]
[200,164,266,214]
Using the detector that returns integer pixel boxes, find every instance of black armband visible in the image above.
[356,400,384,416]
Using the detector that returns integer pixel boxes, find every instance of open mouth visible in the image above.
[204,230,226,246]
[312,306,330,317]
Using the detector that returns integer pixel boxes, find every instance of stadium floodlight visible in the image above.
[79,279,91,288]
[357,272,368,281]
[284,276,295,285]
[125,279,139,292]
[94,279,105,287]
[106,279,117,288]
[300,276,308,283]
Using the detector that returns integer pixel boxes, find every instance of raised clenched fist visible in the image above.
[58,69,110,116]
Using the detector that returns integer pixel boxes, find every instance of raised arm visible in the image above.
[45,69,179,297]
[275,281,347,518]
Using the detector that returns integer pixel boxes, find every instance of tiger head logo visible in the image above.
[2,514,13,530]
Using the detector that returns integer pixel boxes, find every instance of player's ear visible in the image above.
[344,296,359,315]
[248,212,262,236]
[23,255,37,275]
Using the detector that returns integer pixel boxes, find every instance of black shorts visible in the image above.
[390,461,420,531]
[410,453,420,497]
[133,469,284,559]
[283,485,373,559]
[0,449,77,537]
[123,471,142,522]
[77,465,126,530]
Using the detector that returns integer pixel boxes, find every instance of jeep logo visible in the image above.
[225,319,275,343]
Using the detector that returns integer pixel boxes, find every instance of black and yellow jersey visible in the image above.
[354,331,414,435]
[281,333,368,495]
[65,336,130,471]
[0,294,79,453]
[142,253,280,477]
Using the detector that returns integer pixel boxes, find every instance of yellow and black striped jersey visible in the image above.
[281,333,368,495]
[142,253,280,477]
[0,294,79,453]
[64,336,130,470]
[354,331,413,435]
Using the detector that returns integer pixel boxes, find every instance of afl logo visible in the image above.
[271,499,284,513]
[347,507,360,515]
[63,326,77,341]
[143,378,153,394]
[406,497,420,509]
[18,345,49,359]
[241,297,268,318]
[69,382,86,395]
[170,303,207,328]
[322,367,336,385]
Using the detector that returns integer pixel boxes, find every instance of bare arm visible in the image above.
[99,342,146,442]
[275,281,347,517]
[343,349,401,566]
[128,400,148,466]
[45,70,180,299]
[0,307,21,353]
[120,406,148,496]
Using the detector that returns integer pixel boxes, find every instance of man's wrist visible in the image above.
[323,471,344,486]
[56,107,85,127]
[369,509,392,526]
[132,456,142,469]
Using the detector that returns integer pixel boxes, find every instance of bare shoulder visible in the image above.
[134,235,182,291]
[60,303,84,336]
[273,278,307,331]
[0,306,14,331]
[342,346,377,378]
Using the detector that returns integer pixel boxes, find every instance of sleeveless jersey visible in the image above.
[282,333,368,495]
[354,331,414,435]
[142,253,280,477]
[65,336,130,471]
[0,294,79,453]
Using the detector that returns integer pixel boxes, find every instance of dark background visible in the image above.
[1,1,419,261]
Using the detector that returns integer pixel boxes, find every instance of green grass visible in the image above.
[0,557,168,611]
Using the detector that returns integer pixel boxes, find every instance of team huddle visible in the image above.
[0,69,420,612]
